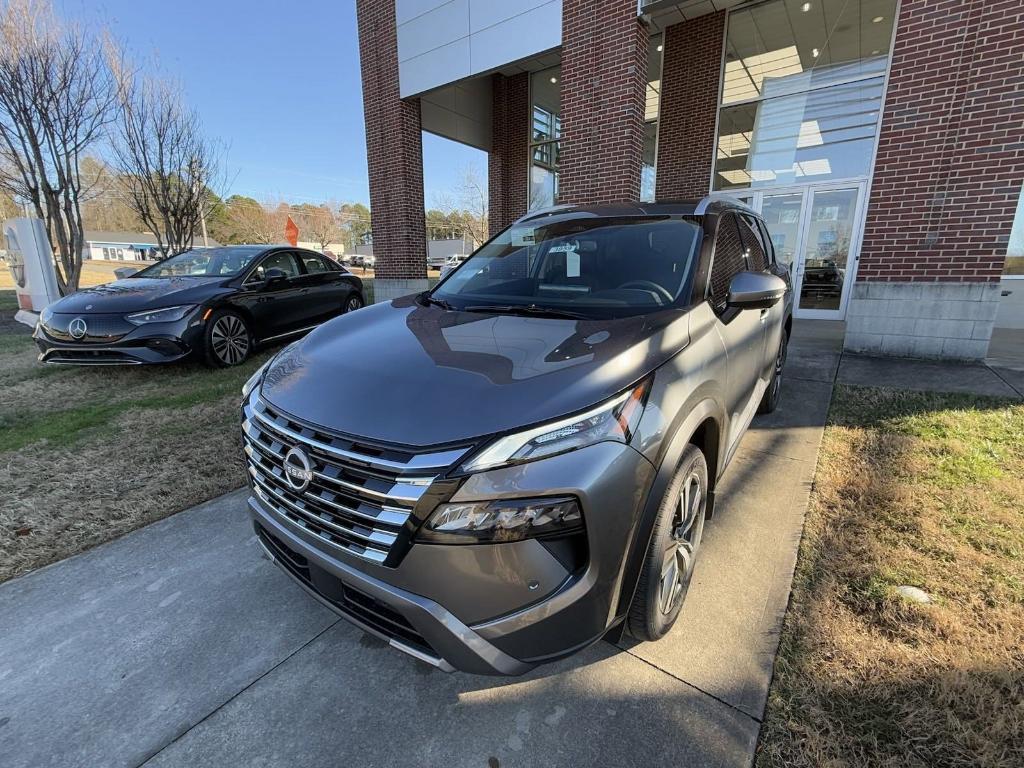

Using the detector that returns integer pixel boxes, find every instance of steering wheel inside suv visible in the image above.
[616,280,674,304]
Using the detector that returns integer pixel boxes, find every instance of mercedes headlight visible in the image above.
[460,378,650,473]
[125,305,195,325]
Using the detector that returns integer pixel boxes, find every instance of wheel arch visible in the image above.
[613,398,725,622]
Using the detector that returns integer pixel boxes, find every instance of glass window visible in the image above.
[715,0,897,190]
[433,216,703,318]
[1005,185,1024,277]
[529,68,561,211]
[302,254,329,273]
[253,251,301,280]
[642,34,663,202]
[134,246,265,278]
[738,215,769,272]
[709,214,747,309]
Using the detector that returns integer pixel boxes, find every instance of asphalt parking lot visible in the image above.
[0,327,837,768]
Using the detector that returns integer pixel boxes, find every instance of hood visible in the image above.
[50,276,227,313]
[261,296,691,447]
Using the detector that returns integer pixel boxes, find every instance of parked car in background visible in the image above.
[240,199,792,674]
[34,245,365,367]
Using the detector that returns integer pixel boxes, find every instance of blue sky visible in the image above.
[57,0,485,207]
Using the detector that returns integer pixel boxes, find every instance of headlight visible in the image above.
[242,359,272,400]
[39,306,53,325]
[418,496,582,544]
[460,379,650,473]
[125,305,195,325]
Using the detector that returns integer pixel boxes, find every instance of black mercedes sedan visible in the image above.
[33,245,365,367]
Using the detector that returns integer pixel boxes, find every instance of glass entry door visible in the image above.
[726,182,866,319]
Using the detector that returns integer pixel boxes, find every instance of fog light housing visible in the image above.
[417,496,582,544]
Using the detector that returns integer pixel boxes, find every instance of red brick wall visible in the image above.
[654,12,725,200]
[488,72,530,234]
[858,0,1024,283]
[558,0,648,205]
[355,0,427,281]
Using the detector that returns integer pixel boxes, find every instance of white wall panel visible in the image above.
[469,1,561,76]
[398,38,472,98]
[396,0,563,97]
[397,0,469,62]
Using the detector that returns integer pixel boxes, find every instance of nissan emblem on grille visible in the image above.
[69,317,88,339]
[282,446,313,492]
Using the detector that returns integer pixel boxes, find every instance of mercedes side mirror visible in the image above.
[727,271,787,310]
[263,267,287,285]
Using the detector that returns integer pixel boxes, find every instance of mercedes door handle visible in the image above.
[760,309,769,324]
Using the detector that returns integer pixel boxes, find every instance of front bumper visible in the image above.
[33,316,204,365]
[245,431,657,675]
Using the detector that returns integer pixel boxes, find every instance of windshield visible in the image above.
[431,216,702,318]
[132,247,264,278]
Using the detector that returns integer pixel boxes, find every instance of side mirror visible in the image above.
[727,271,787,310]
[263,267,287,285]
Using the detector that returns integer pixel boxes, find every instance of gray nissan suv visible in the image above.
[241,199,792,674]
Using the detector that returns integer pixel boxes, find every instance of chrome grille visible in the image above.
[242,393,467,563]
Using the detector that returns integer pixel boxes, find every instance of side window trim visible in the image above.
[756,218,776,266]
[737,214,769,272]
[706,212,747,312]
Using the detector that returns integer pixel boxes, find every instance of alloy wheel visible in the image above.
[771,336,787,400]
[347,295,363,312]
[658,470,706,615]
[211,315,249,365]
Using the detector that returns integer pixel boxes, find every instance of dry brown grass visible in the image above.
[757,385,1024,768]
[0,290,272,583]
[0,259,153,290]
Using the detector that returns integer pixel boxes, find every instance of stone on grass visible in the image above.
[896,585,932,604]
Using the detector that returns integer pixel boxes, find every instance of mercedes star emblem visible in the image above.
[282,446,314,492]
[68,317,88,340]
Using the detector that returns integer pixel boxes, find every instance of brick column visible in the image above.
[654,12,725,200]
[356,0,428,303]
[846,0,1024,360]
[558,0,648,206]
[488,73,530,234]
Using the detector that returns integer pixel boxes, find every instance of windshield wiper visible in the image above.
[419,293,454,310]
[463,304,591,320]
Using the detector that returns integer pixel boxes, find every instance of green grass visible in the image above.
[0,288,274,582]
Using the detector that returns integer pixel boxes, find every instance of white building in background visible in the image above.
[83,231,221,261]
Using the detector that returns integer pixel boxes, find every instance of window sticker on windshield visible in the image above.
[550,240,580,277]
[511,229,535,247]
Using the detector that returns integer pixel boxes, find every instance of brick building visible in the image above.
[356,0,1024,359]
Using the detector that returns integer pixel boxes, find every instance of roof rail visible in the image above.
[693,195,756,215]
[515,204,576,224]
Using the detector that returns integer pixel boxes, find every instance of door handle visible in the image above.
[760,309,769,323]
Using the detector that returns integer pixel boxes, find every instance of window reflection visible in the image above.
[715,77,884,189]
[715,0,896,190]
[530,67,561,210]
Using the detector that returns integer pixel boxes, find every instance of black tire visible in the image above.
[757,328,789,415]
[344,292,365,313]
[203,309,252,368]
[628,444,709,642]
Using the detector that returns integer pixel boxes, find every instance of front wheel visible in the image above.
[628,444,709,642]
[344,293,365,313]
[203,310,252,368]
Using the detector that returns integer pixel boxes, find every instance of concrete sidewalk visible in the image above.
[0,330,834,768]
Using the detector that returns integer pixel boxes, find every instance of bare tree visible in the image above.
[110,62,220,259]
[436,163,489,244]
[221,196,284,244]
[0,0,117,293]
[304,204,342,251]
